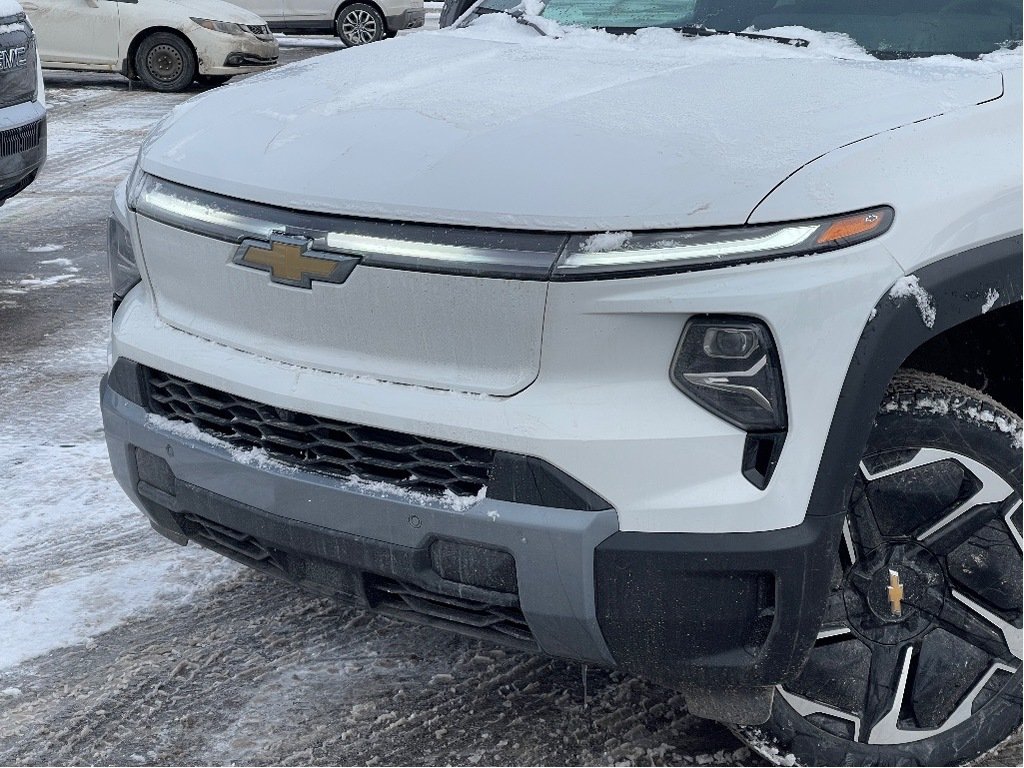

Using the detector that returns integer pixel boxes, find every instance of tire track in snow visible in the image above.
[0,574,753,766]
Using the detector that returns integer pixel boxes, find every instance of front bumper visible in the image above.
[193,31,279,75]
[0,100,46,203]
[102,366,841,691]
[387,9,425,31]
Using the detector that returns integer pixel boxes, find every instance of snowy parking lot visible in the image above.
[1,11,1021,768]
[0,24,764,768]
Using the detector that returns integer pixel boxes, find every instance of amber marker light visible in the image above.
[817,208,891,245]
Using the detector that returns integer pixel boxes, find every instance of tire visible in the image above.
[734,371,1022,766]
[335,3,386,47]
[134,32,197,93]
[197,74,232,87]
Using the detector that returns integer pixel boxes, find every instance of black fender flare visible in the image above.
[805,234,1023,521]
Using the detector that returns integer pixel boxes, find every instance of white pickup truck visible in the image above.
[101,1,1023,764]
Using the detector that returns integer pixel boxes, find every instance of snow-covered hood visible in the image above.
[139,15,1007,231]
[0,0,23,21]
[163,0,266,26]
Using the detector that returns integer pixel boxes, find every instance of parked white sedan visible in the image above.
[23,0,279,91]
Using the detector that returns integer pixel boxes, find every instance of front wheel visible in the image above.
[135,32,197,93]
[735,371,1022,766]
[335,3,386,47]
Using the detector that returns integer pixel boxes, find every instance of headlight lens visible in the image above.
[671,316,787,433]
[554,206,894,279]
[108,179,141,315]
[191,18,248,35]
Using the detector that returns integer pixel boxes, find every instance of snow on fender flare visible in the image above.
[803,234,1022,522]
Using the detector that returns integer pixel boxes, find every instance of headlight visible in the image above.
[108,178,141,316]
[671,316,788,489]
[554,206,894,279]
[191,18,249,36]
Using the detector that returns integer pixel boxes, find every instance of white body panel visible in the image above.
[24,0,278,75]
[136,22,1003,231]
[113,16,1023,534]
[114,228,903,533]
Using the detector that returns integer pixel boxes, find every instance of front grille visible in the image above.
[144,368,494,498]
[0,118,41,158]
[366,575,538,651]
[245,23,270,35]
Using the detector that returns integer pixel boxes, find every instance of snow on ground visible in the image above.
[0,309,236,671]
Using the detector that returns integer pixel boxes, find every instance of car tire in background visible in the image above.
[135,32,197,92]
[335,2,386,46]
[735,371,1023,766]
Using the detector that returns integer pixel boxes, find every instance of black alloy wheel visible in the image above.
[736,371,1022,766]
[135,32,197,93]
[336,3,387,46]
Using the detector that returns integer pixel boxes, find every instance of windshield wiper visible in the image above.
[672,25,808,47]
[507,9,552,36]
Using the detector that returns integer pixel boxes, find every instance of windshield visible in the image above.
[470,0,1023,58]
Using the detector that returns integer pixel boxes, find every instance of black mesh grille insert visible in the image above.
[0,118,42,158]
[143,368,494,498]
[366,575,538,651]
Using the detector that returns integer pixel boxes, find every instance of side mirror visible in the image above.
[85,0,100,7]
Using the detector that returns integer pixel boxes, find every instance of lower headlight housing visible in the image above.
[108,179,141,316]
[108,215,140,315]
[671,316,787,432]
[671,316,788,489]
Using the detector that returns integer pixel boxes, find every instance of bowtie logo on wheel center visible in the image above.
[887,569,905,616]
[844,542,946,644]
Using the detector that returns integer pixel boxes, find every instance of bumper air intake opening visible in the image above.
[365,574,539,652]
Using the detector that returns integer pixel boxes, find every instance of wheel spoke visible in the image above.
[1003,500,1023,552]
[864,645,913,744]
[847,487,885,560]
[914,451,1015,542]
[923,500,1010,556]
[949,590,1023,661]
[935,593,1022,663]
[841,519,857,565]
[866,647,1016,744]
[777,686,862,741]
[860,642,907,743]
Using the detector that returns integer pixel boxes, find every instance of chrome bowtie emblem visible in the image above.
[233,235,359,289]
[887,569,905,616]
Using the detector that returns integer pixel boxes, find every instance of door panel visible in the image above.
[24,0,119,67]
[281,0,334,23]
[226,0,284,22]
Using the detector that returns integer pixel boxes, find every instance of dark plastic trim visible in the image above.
[594,512,844,689]
[804,234,1023,518]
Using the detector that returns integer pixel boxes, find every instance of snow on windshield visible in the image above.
[458,9,1017,70]
[0,0,23,18]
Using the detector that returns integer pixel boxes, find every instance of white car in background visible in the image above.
[22,0,279,91]
[233,0,423,46]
